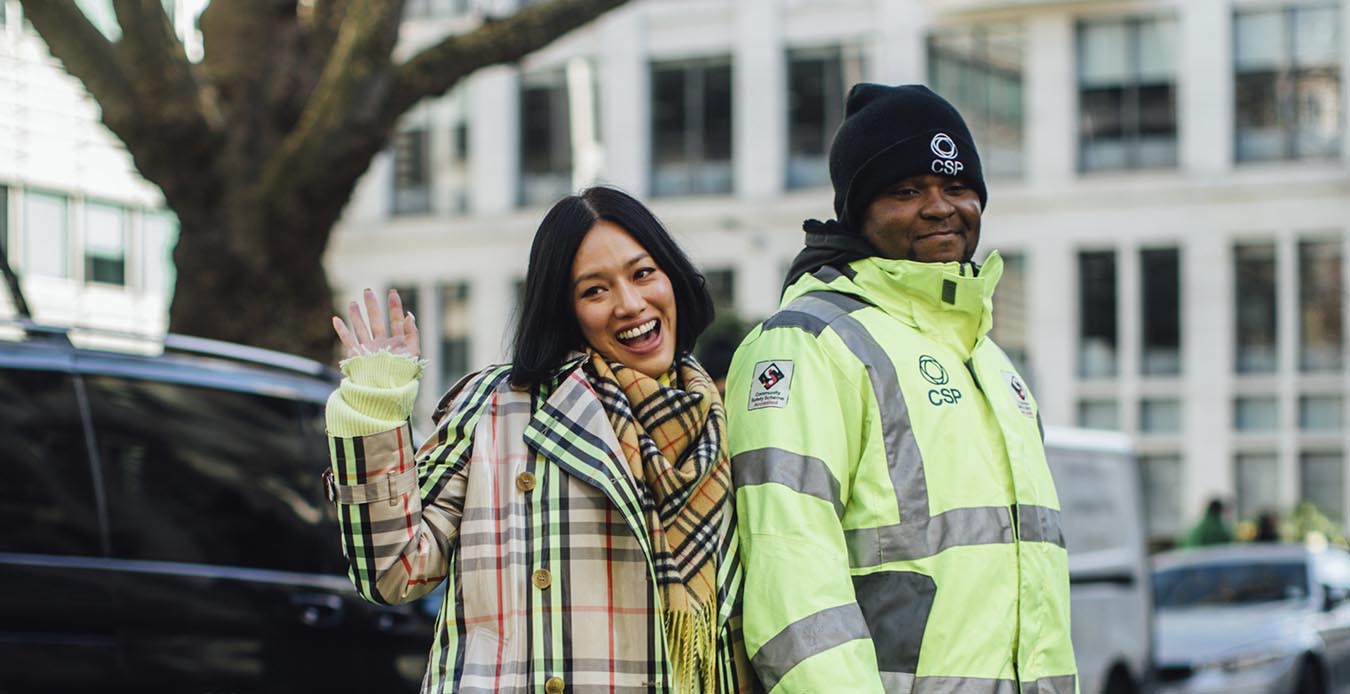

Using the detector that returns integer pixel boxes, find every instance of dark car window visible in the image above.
[85,374,329,573]
[1154,561,1308,608]
[0,368,101,555]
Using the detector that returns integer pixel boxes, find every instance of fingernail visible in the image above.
[407,311,416,322]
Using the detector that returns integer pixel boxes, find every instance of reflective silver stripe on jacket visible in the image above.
[762,290,1065,567]
[1020,675,1077,694]
[751,603,872,692]
[880,673,1075,694]
[1018,504,1065,545]
[732,447,844,517]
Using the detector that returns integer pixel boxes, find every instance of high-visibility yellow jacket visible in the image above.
[726,252,1077,694]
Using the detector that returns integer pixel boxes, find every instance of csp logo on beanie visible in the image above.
[929,133,963,176]
[930,133,958,159]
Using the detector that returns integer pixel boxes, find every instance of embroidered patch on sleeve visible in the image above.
[1002,371,1035,418]
[748,360,794,410]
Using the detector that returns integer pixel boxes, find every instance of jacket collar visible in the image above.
[522,363,655,557]
[783,251,1004,358]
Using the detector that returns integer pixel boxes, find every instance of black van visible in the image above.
[0,322,432,692]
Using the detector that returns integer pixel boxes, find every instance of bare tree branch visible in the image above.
[17,0,139,125]
[386,0,629,118]
[199,0,275,119]
[255,0,404,206]
[306,0,353,69]
[112,2,195,103]
[111,1,218,139]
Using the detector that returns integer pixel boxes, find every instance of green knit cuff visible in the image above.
[325,351,425,437]
[340,349,426,386]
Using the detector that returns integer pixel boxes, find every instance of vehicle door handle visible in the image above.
[292,593,345,628]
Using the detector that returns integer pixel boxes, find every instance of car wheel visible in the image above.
[1295,656,1326,694]
[1101,665,1137,694]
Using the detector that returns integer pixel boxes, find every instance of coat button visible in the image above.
[544,677,565,693]
[532,568,551,590]
[515,471,536,493]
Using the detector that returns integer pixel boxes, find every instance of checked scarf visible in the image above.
[585,352,731,694]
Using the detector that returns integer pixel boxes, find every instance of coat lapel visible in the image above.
[523,368,655,558]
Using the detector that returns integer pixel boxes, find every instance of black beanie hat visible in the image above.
[829,83,986,232]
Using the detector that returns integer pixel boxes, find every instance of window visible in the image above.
[512,277,526,321]
[446,93,472,215]
[1140,398,1181,434]
[1141,247,1180,375]
[1077,16,1178,171]
[1301,451,1345,522]
[786,45,864,188]
[1078,250,1118,378]
[1301,395,1344,431]
[990,252,1030,376]
[141,210,178,298]
[0,369,99,555]
[23,190,69,278]
[84,202,126,286]
[88,376,329,571]
[1140,454,1183,539]
[440,282,471,388]
[520,69,573,207]
[928,22,1025,178]
[391,128,431,216]
[651,57,733,197]
[1077,398,1119,430]
[1235,395,1279,432]
[0,185,8,257]
[1235,4,1342,162]
[1299,239,1343,371]
[1235,243,1279,373]
[703,268,736,308]
[1236,453,1281,522]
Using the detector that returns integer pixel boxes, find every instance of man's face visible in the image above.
[859,173,982,263]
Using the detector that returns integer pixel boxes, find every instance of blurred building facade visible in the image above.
[0,1,187,334]
[329,0,1344,546]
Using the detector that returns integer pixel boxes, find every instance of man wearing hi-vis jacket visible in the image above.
[726,84,1077,694]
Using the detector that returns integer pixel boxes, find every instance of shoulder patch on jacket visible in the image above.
[748,360,794,410]
[1002,370,1035,418]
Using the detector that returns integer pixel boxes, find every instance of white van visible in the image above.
[1044,426,1153,694]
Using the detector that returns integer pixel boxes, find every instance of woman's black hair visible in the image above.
[510,186,715,388]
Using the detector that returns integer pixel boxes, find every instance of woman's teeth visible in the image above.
[617,319,658,343]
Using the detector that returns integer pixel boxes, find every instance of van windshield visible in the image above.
[1153,561,1308,608]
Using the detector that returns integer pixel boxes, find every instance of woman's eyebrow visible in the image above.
[573,254,651,286]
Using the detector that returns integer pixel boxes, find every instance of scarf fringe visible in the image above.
[666,604,718,694]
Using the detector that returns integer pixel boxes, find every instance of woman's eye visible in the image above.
[580,285,603,298]
[635,267,655,280]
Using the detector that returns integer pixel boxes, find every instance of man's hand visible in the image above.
[332,288,420,360]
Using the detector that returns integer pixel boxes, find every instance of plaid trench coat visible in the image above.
[328,358,753,693]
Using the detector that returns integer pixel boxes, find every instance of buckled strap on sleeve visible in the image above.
[324,466,418,505]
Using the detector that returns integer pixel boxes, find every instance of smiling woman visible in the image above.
[322,186,752,694]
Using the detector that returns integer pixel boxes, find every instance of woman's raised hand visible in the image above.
[332,288,421,360]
